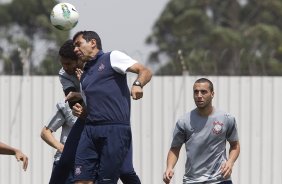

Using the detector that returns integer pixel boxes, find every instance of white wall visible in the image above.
[0,76,282,184]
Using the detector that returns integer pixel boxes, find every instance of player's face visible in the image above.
[193,82,214,109]
[73,34,96,62]
[60,57,77,75]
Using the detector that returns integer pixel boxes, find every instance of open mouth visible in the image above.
[76,53,83,58]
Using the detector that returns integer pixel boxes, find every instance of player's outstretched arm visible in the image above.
[0,141,28,171]
[163,147,181,184]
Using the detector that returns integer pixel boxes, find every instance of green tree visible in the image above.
[0,0,69,75]
[146,0,282,75]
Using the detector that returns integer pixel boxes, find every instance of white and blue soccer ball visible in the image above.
[50,3,79,31]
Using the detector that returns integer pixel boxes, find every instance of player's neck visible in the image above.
[197,105,214,117]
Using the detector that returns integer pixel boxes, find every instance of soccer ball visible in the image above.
[50,3,79,31]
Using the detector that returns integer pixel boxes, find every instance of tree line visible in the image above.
[1,0,282,75]
[0,0,67,75]
[146,0,282,75]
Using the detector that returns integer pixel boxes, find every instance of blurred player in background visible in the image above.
[49,39,85,184]
[163,78,240,184]
[0,141,28,171]
[41,100,77,183]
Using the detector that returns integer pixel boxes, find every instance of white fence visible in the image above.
[0,76,282,184]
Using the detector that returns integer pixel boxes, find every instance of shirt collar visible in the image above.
[83,50,104,71]
[90,50,104,61]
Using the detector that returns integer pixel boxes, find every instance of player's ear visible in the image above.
[211,91,214,99]
[90,39,96,48]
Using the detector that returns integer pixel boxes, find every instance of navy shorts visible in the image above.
[74,123,132,183]
[219,181,233,184]
[52,160,73,184]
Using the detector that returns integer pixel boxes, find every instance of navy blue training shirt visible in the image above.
[80,50,131,124]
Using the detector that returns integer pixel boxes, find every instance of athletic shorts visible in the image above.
[52,160,74,184]
[219,180,232,184]
[73,123,132,183]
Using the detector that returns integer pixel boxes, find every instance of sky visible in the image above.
[59,0,169,65]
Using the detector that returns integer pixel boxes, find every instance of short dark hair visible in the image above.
[73,31,102,50]
[195,78,214,92]
[59,39,78,60]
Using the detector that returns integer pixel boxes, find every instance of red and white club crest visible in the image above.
[212,121,223,134]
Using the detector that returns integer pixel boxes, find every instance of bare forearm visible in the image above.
[0,141,28,171]
[221,141,240,178]
[41,127,63,151]
[136,68,152,87]
[167,147,181,169]
[163,147,181,184]
[0,142,17,155]
[228,141,240,164]
[127,63,152,87]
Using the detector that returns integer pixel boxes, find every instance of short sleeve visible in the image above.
[226,115,239,142]
[171,119,187,148]
[61,102,77,127]
[46,102,66,132]
[110,50,138,74]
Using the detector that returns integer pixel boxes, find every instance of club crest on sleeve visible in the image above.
[212,121,223,135]
[75,165,82,176]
